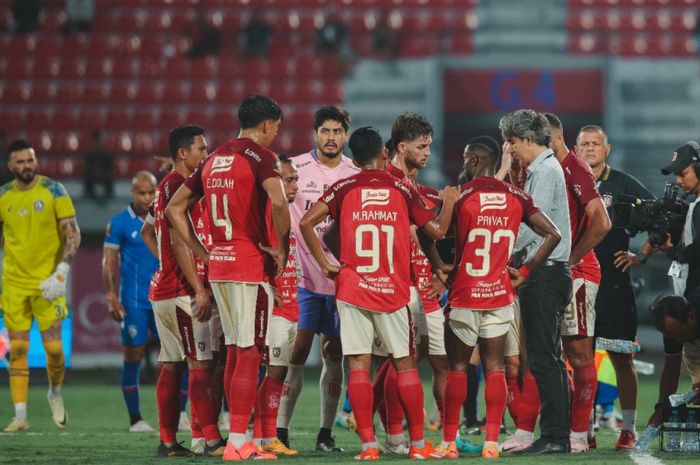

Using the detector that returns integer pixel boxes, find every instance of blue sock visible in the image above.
[180,367,189,412]
[343,390,352,413]
[121,361,141,419]
[223,395,229,413]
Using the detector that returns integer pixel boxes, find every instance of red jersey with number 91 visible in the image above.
[448,177,540,310]
[321,169,435,313]
[184,137,281,283]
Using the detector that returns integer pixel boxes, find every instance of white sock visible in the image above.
[253,438,262,447]
[622,410,636,433]
[277,364,304,429]
[319,357,343,430]
[387,433,405,445]
[362,441,379,451]
[48,384,61,396]
[571,431,587,442]
[411,439,426,448]
[228,432,247,448]
[14,402,27,420]
[261,438,275,446]
[514,429,534,442]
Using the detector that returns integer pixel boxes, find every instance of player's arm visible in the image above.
[569,197,612,266]
[165,184,208,263]
[510,211,561,288]
[170,227,211,322]
[418,186,459,240]
[39,216,81,301]
[648,353,682,426]
[58,216,81,265]
[141,219,158,258]
[299,201,339,279]
[102,246,126,322]
[259,177,291,278]
[323,221,340,260]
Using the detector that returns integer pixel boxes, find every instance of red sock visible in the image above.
[384,364,405,435]
[190,403,203,440]
[506,374,521,424]
[190,368,220,442]
[442,371,467,442]
[484,370,507,442]
[396,368,425,443]
[223,345,236,407]
[229,346,262,434]
[348,369,375,444]
[517,368,540,432]
[253,409,263,440]
[258,376,284,439]
[372,360,391,414]
[156,364,184,444]
[570,363,597,433]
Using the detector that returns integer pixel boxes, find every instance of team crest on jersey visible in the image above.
[602,194,613,208]
[361,189,390,209]
[210,156,234,174]
[272,346,281,358]
[573,184,582,197]
[479,193,507,212]
[34,200,44,212]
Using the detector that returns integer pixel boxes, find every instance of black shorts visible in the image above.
[594,286,637,342]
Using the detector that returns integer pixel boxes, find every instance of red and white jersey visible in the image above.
[266,203,299,322]
[149,170,193,301]
[321,169,435,312]
[190,200,212,287]
[561,150,602,283]
[448,177,540,311]
[185,137,281,283]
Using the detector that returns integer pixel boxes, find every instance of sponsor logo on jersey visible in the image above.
[479,192,507,212]
[244,148,261,162]
[361,189,390,209]
[211,155,234,174]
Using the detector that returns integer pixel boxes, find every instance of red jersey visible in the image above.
[190,200,212,287]
[266,203,299,322]
[448,177,539,310]
[321,169,435,313]
[561,151,602,283]
[149,171,193,301]
[184,138,281,283]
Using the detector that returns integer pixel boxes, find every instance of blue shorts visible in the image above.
[121,304,158,347]
[297,287,340,338]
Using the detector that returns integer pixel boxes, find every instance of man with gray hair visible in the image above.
[499,109,572,454]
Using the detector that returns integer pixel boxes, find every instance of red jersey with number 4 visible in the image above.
[184,137,281,283]
[321,169,435,313]
[190,200,212,288]
[266,203,299,322]
[448,177,540,310]
[561,151,602,283]
[149,171,193,301]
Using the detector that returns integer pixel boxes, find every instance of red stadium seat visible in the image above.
[105,110,132,130]
[162,81,190,103]
[78,108,105,130]
[55,82,84,103]
[190,82,218,103]
[132,109,159,129]
[52,110,80,131]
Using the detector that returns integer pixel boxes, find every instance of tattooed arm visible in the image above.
[58,216,81,265]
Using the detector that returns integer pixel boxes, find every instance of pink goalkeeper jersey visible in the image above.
[290,150,360,295]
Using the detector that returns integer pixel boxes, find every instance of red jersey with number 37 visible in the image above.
[321,169,435,313]
[184,137,281,283]
[448,177,540,310]
[266,203,299,322]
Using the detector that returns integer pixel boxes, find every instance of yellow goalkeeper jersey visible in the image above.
[0,176,76,292]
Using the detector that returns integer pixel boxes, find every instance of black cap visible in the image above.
[661,141,700,175]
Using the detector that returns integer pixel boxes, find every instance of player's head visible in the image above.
[462,135,499,171]
[7,139,38,184]
[391,113,433,170]
[278,155,299,203]
[651,294,698,344]
[543,112,566,155]
[499,109,551,163]
[238,94,283,148]
[313,106,350,159]
[576,124,610,171]
[168,124,208,172]
[348,127,388,168]
[130,171,157,214]
[462,137,500,182]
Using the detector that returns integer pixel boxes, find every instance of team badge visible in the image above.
[272,346,281,358]
[602,194,613,208]
[34,200,44,212]
[128,325,139,339]
[198,341,206,352]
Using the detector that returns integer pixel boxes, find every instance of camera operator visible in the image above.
[577,125,653,448]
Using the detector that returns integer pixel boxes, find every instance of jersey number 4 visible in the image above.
[466,228,515,277]
[355,224,395,274]
[211,194,232,240]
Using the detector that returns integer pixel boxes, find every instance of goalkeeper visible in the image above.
[0,139,81,432]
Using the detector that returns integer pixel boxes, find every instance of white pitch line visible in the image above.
[630,451,668,465]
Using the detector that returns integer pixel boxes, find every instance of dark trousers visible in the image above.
[518,261,572,445]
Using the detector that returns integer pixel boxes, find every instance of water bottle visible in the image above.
[683,410,700,452]
[665,409,682,451]
[669,391,697,407]
[635,425,661,451]
[633,360,655,376]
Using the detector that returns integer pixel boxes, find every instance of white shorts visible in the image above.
[210,281,272,349]
[408,287,428,337]
[151,296,213,362]
[267,315,297,367]
[425,311,447,356]
[561,278,598,337]
[448,305,515,347]
[209,304,224,352]
[338,301,414,359]
[504,298,522,357]
[683,339,700,385]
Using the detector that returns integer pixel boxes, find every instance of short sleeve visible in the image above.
[519,191,541,220]
[184,159,205,196]
[571,163,601,206]
[257,152,282,186]
[320,185,339,221]
[104,217,122,249]
[51,182,76,219]
[408,191,435,228]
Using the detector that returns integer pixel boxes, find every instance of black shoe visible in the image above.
[512,438,570,455]
[157,441,194,457]
[202,439,227,457]
[277,427,290,448]
[315,434,344,452]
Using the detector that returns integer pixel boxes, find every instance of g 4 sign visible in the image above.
[490,70,556,111]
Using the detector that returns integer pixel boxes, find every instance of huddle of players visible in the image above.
[142,94,612,460]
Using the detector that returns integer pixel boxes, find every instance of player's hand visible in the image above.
[438,186,460,205]
[435,264,454,286]
[426,274,446,299]
[647,406,663,427]
[154,155,174,173]
[259,243,287,279]
[496,143,513,181]
[508,266,525,289]
[691,382,700,405]
[39,262,69,301]
[613,250,643,272]
[272,286,283,308]
[321,262,341,279]
[193,289,212,322]
[106,292,126,322]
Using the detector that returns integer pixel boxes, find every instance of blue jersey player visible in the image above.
[102,171,159,432]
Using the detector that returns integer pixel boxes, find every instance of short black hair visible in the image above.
[348,127,384,166]
[543,112,563,131]
[391,113,433,145]
[313,106,350,132]
[385,138,396,156]
[278,154,292,165]
[650,295,693,331]
[8,139,33,154]
[238,94,283,129]
[168,124,206,160]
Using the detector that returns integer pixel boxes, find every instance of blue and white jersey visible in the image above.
[104,204,159,309]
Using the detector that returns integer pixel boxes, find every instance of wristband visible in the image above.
[636,253,648,265]
[518,265,530,281]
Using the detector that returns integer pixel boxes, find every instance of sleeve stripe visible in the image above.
[103,243,120,250]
